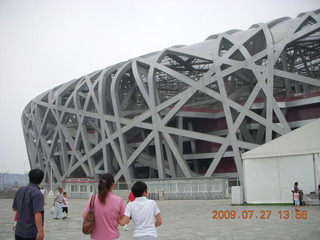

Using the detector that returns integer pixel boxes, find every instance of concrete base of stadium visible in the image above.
[0,196,319,240]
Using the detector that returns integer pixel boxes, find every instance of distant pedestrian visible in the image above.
[127,191,136,203]
[118,181,162,240]
[62,192,69,219]
[123,191,136,231]
[53,187,64,219]
[294,182,299,192]
[40,186,46,195]
[12,168,45,240]
[293,189,300,211]
[12,211,18,231]
[40,186,46,204]
[292,182,300,205]
[318,184,320,201]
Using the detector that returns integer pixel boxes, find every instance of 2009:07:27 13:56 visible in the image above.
[212,210,307,219]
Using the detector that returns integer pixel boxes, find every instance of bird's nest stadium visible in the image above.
[22,9,320,189]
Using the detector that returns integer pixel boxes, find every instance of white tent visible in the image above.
[242,119,320,204]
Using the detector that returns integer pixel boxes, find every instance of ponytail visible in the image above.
[98,173,115,204]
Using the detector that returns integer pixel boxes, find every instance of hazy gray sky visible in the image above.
[0,0,319,174]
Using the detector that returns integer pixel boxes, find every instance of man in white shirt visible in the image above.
[118,181,162,240]
[40,186,46,204]
[53,187,64,219]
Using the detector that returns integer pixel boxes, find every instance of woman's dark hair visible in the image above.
[131,181,147,198]
[98,173,115,204]
[29,169,44,185]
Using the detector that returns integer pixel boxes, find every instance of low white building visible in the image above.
[61,177,96,198]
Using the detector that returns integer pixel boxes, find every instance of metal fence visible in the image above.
[55,177,242,199]
[143,178,229,200]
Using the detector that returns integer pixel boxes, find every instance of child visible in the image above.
[12,211,18,231]
[62,192,69,219]
[123,191,136,231]
[293,189,300,211]
[118,181,162,240]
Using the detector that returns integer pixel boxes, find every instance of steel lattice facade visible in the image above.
[22,10,320,187]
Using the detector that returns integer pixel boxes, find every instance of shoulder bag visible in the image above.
[82,194,96,234]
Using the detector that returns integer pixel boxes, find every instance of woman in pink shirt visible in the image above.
[83,173,125,240]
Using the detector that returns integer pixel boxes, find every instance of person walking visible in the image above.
[12,169,45,240]
[12,211,18,231]
[118,181,162,240]
[40,186,46,204]
[293,189,300,211]
[83,173,125,240]
[294,182,299,192]
[62,192,69,219]
[123,191,136,231]
[53,187,64,219]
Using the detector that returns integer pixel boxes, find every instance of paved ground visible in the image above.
[0,196,319,240]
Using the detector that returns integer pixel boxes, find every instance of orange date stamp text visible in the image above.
[211,210,307,220]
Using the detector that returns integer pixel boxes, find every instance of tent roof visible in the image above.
[242,118,320,159]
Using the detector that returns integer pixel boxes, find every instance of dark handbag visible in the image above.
[82,195,96,234]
